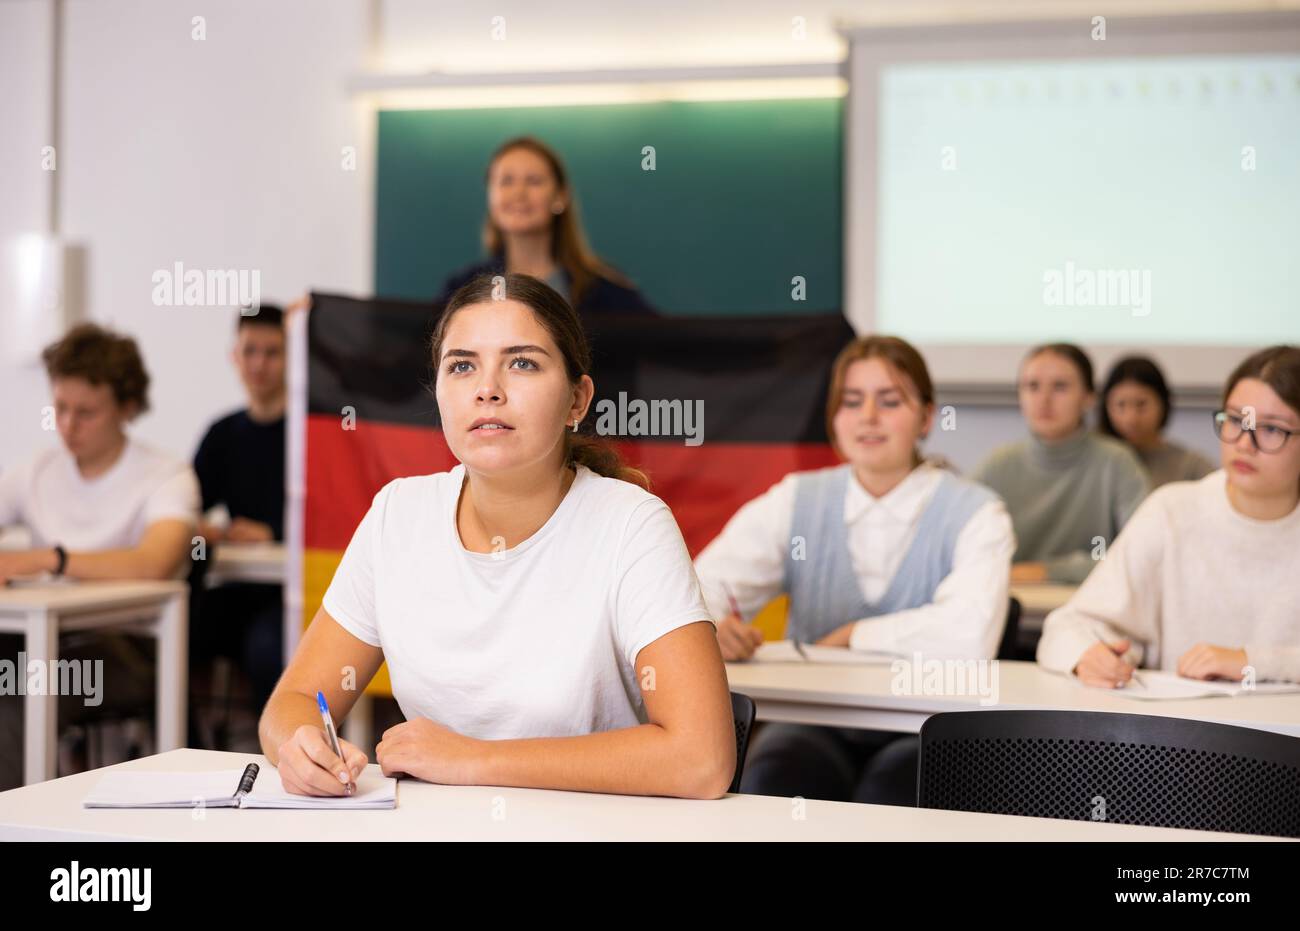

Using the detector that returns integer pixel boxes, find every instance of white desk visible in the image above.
[205,542,286,588]
[0,748,1274,841]
[0,580,188,785]
[726,659,1300,737]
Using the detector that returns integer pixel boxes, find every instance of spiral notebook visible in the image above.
[82,763,397,810]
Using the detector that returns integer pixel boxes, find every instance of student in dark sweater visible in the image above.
[439,136,656,317]
[190,305,287,725]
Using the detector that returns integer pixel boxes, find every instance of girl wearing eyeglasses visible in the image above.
[1038,345,1300,687]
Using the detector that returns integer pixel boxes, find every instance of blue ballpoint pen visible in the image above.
[316,691,354,795]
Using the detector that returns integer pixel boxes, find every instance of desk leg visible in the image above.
[23,609,58,784]
[154,593,188,752]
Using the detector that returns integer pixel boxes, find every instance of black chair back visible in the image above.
[918,709,1300,837]
[996,596,1022,660]
[729,691,757,794]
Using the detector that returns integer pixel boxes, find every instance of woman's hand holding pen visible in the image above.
[715,582,763,661]
[1074,638,1138,689]
[277,724,368,797]
[376,718,484,785]
[716,615,763,661]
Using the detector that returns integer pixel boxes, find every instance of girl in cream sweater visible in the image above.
[1038,346,1300,687]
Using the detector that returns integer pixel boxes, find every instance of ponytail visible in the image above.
[566,431,650,490]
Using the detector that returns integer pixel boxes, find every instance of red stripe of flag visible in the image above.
[305,414,839,555]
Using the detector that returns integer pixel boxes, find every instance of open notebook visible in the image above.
[749,640,897,665]
[1103,670,1300,702]
[83,763,397,810]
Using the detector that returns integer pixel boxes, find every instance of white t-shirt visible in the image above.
[322,463,713,740]
[0,439,199,550]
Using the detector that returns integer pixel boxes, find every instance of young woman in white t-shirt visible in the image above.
[259,274,734,799]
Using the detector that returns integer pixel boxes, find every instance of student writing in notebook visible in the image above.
[0,324,200,789]
[693,336,1015,805]
[971,343,1150,584]
[1038,346,1300,687]
[259,274,734,798]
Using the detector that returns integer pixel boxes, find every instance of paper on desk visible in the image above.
[84,770,256,808]
[83,766,397,809]
[749,640,896,665]
[242,766,397,809]
[1100,670,1300,701]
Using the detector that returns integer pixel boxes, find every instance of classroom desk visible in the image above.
[0,748,1275,842]
[725,658,1300,738]
[0,580,188,785]
[205,542,286,588]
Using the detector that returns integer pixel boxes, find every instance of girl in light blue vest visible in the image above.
[694,336,1015,805]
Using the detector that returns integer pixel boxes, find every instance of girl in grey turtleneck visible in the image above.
[971,344,1150,584]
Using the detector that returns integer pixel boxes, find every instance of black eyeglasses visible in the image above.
[1212,410,1296,454]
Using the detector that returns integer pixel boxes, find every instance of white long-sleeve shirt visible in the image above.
[1037,470,1300,683]
[693,464,1016,659]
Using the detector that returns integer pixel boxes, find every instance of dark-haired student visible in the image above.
[694,336,1015,806]
[0,324,199,788]
[1040,346,1300,686]
[1098,355,1214,488]
[440,136,656,317]
[971,343,1150,584]
[258,274,733,798]
[189,305,288,721]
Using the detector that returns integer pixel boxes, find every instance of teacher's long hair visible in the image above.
[481,136,633,309]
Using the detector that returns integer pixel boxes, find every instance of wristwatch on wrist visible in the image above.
[52,544,68,576]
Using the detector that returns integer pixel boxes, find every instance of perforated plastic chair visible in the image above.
[729,691,757,794]
[996,596,1023,660]
[918,709,1300,838]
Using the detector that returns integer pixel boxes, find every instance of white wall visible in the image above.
[0,0,372,471]
[926,403,1222,474]
[0,0,57,471]
[377,0,1280,74]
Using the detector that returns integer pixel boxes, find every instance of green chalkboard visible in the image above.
[374,98,842,315]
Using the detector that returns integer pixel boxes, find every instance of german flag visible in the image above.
[300,291,855,685]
